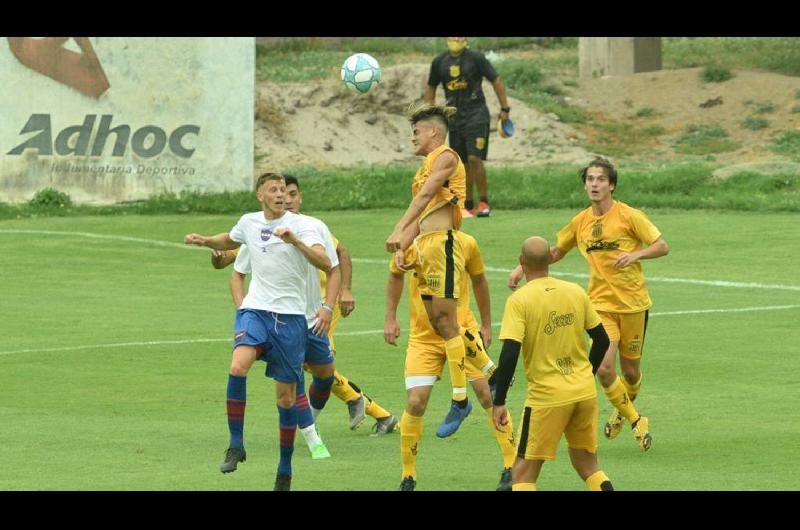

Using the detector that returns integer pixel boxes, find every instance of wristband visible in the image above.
[321,303,334,313]
[500,107,511,113]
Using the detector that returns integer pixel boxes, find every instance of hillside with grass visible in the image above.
[255,37,800,180]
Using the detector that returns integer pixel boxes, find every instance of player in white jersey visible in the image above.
[232,212,342,459]
[184,172,331,491]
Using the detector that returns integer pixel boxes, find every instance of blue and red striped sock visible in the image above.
[277,405,298,476]
[295,389,314,430]
[226,374,247,449]
[308,375,334,411]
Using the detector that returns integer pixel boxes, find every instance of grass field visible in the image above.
[1,208,798,491]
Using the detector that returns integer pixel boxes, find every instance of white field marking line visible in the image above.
[0,229,199,251]
[1,305,798,358]
[355,258,800,292]
[3,230,797,292]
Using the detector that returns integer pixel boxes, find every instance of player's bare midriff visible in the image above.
[418,202,455,233]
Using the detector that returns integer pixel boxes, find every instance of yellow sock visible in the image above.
[444,335,468,401]
[623,373,642,401]
[365,398,390,420]
[512,482,536,491]
[400,411,423,479]
[484,407,516,468]
[461,327,483,359]
[331,370,361,403]
[603,376,640,424]
[585,470,613,491]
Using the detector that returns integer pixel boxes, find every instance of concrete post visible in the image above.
[579,37,661,78]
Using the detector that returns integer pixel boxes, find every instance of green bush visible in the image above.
[28,187,72,208]
[636,106,657,118]
[700,65,734,83]
[769,131,800,159]
[674,125,740,154]
[741,116,770,130]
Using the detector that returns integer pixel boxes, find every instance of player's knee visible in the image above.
[276,394,295,408]
[621,364,640,383]
[406,394,428,415]
[229,362,249,377]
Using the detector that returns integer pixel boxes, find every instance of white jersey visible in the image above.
[234,214,339,327]
[229,210,324,315]
[300,214,339,327]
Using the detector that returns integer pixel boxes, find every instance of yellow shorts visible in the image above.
[597,310,649,360]
[412,230,464,299]
[516,398,598,461]
[405,336,485,381]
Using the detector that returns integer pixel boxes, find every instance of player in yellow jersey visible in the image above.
[493,237,613,491]
[508,157,669,451]
[213,175,398,437]
[385,229,517,491]
[385,102,476,438]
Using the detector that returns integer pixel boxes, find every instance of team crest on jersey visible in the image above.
[592,223,603,238]
[475,137,486,150]
[426,274,441,291]
[261,228,273,241]
[449,64,460,78]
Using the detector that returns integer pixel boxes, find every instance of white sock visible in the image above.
[300,424,322,450]
[481,360,495,375]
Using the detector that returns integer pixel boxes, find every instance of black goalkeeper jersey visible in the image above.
[428,48,498,128]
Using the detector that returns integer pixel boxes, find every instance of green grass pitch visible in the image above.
[1,208,798,490]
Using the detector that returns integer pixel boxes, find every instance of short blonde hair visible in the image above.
[255,172,284,191]
[406,101,457,136]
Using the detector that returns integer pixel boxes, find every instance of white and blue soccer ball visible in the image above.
[341,53,381,94]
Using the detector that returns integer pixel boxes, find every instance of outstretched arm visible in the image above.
[184,232,239,251]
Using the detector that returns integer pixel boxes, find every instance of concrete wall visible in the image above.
[1,37,254,204]
[579,37,661,78]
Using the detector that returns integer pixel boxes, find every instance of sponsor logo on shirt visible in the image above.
[586,240,620,253]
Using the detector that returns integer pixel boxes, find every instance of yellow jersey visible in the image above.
[412,144,466,229]
[499,276,601,408]
[556,200,662,313]
[390,230,482,344]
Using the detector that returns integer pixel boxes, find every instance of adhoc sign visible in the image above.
[1,37,254,204]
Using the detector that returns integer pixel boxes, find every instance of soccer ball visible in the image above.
[341,53,381,94]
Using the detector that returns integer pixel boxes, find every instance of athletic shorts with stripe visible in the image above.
[412,229,464,299]
[515,397,599,461]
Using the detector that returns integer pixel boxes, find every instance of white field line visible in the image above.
[0,230,797,357]
[1,304,798,358]
[2,229,797,293]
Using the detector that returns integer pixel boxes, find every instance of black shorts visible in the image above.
[449,120,489,162]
